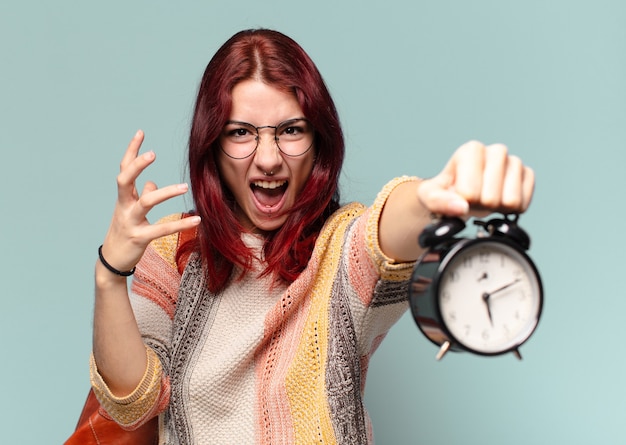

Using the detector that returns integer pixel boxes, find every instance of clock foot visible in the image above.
[513,348,522,360]
[436,341,451,360]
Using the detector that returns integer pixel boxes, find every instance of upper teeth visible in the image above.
[253,180,286,189]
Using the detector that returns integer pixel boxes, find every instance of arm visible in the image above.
[379,141,535,262]
[93,130,201,396]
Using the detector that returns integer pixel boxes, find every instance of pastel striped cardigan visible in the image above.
[91,177,416,444]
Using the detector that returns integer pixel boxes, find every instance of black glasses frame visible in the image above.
[219,117,314,159]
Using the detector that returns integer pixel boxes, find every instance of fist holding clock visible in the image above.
[409,215,543,360]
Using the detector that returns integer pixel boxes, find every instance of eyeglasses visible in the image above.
[219,118,314,159]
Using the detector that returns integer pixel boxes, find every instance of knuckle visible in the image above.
[459,140,485,157]
[116,171,131,188]
[502,195,522,210]
[464,140,484,149]
[481,195,501,209]
[488,143,509,155]
[137,194,150,209]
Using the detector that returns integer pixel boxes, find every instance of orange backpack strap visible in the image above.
[65,389,158,445]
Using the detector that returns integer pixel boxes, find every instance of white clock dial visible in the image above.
[438,240,541,354]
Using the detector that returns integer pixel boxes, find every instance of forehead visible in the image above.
[230,80,303,124]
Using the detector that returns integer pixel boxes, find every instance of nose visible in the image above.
[254,129,282,174]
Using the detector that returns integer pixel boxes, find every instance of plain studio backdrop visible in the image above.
[1,1,624,443]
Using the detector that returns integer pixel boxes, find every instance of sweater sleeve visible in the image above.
[365,175,420,281]
[89,347,166,428]
[336,177,418,314]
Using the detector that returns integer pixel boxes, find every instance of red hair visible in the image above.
[180,29,344,293]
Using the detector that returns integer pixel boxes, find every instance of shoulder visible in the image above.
[328,202,366,224]
[316,202,366,242]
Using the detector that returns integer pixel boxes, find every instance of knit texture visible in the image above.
[91,176,418,444]
[90,347,167,428]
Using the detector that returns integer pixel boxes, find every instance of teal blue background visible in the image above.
[1,1,625,443]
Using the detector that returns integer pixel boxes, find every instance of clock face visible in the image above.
[438,239,542,354]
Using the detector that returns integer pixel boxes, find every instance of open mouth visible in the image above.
[251,180,288,208]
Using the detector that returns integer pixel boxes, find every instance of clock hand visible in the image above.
[486,278,521,299]
[481,279,521,326]
[482,292,494,326]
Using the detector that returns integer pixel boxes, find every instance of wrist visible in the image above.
[95,260,130,290]
[98,245,136,277]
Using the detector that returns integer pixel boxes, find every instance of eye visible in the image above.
[278,119,311,140]
[282,126,300,137]
[223,123,256,142]
[229,128,250,137]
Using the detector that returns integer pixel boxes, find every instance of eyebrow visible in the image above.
[224,117,307,127]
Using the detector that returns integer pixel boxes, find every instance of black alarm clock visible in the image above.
[408,215,543,360]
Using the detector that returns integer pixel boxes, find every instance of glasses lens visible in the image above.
[220,118,315,159]
[220,122,258,159]
[276,119,314,156]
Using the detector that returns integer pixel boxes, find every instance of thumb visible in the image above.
[417,174,469,217]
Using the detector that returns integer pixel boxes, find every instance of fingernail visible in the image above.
[178,183,189,191]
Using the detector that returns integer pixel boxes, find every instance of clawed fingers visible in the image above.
[101,212,200,272]
[108,129,196,243]
[101,130,201,273]
[135,183,190,217]
[114,130,193,222]
[117,130,156,204]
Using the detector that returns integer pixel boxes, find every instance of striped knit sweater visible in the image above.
[91,177,417,444]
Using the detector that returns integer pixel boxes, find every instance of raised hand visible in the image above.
[99,130,201,276]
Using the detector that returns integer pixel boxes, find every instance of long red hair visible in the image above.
[180,29,344,293]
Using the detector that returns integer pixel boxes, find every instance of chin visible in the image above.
[253,216,288,233]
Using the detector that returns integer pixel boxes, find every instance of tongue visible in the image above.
[253,186,285,207]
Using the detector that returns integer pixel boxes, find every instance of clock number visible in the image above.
[462,256,473,268]
[481,329,490,341]
[449,270,460,283]
[519,288,527,301]
[479,250,490,263]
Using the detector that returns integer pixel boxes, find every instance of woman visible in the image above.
[91,29,534,444]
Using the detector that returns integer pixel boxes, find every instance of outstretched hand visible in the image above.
[417,140,535,219]
[99,130,201,275]
[379,140,535,262]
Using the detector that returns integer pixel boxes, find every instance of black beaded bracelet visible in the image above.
[98,245,136,277]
